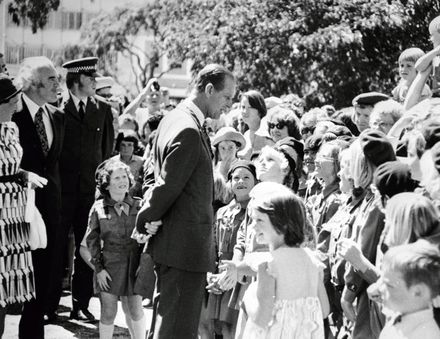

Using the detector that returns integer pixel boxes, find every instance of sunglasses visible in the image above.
[268,121,287,130]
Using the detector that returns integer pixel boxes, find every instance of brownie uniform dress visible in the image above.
[86,195,141,295]
[208,198,247,325]
[0,122,35,305]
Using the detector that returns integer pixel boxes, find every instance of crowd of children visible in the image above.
[193,15,440,339]
[3,12,440,339]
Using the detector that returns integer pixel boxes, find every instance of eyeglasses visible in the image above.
[371,120,394,129]
[268,121,287,130]
[301,126,315,135]
[314,155,335,165]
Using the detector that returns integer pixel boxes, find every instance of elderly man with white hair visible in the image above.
[11,56,65,338]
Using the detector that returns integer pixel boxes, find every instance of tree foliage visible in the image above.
[5,0,440,107]
[73,0,202,91]
[4,0,60,33]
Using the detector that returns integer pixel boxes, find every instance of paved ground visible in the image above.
[4,292,153,338]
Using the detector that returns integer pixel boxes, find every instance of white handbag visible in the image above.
[24,183,47,250]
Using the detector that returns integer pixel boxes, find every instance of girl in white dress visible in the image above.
[241,182,330,339]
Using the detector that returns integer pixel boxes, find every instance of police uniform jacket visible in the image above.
[60,95,114,196]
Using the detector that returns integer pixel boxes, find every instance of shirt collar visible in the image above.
[22,93,47,121]
[322,180,340,200]
[393,308,435,332]
[70,91,88,110]
[180,98,205,126]
[103,194,134,207]
[117,154,134,164]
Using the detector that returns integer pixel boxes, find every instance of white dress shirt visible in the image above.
[22,93,53,148]
[379,308,440,339]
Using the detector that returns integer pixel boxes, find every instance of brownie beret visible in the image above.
[374,161,417,198]
[359,129,396,167]
[227,160,257,181]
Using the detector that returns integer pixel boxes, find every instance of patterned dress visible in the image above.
[242,248,325,339]
[0,122,35,306]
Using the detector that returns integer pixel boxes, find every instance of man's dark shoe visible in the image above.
[44,312,59,324]
[69,308,96,322]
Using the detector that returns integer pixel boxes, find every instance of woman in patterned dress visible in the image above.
[0,75,47,335]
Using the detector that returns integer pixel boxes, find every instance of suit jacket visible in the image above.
[12,96,65,235]
[60,94,114,196]
[136,101,215,272]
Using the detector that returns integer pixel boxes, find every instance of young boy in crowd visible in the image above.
[392,48,431,103]
[415,16,440,97]
[373,241,440,339]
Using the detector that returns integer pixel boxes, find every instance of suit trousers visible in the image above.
[55,193,95,310]
[148,264,206,339]
[19,248,50,339]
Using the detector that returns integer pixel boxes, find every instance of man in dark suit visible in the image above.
[57,57,114,321]
[136,64,236,339]
[12,56,65,339]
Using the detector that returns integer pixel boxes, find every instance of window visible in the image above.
[61,11,83,30]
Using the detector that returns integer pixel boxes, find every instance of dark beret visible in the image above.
[374,161,417,198]
[275,137,304,161]
[326,125,353,138]
[115,129,139,151]
[227,160,257,181]
[352,92,389,106]
[421,119,440,150]
[304,134,324,153]
[359,129,396,167]
[0,74,21,103]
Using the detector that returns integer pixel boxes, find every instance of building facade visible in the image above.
[0,0,191,98]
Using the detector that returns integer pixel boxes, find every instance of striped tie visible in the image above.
[35,108,49,156]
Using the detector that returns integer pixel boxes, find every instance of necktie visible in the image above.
[202,121,214,159]
[114,202,129,216]
[35,108,49,156]
[78,100,85,121]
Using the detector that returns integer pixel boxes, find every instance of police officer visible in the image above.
[57,57,114,321]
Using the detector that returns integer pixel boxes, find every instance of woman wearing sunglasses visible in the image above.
[266,106,301,143]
